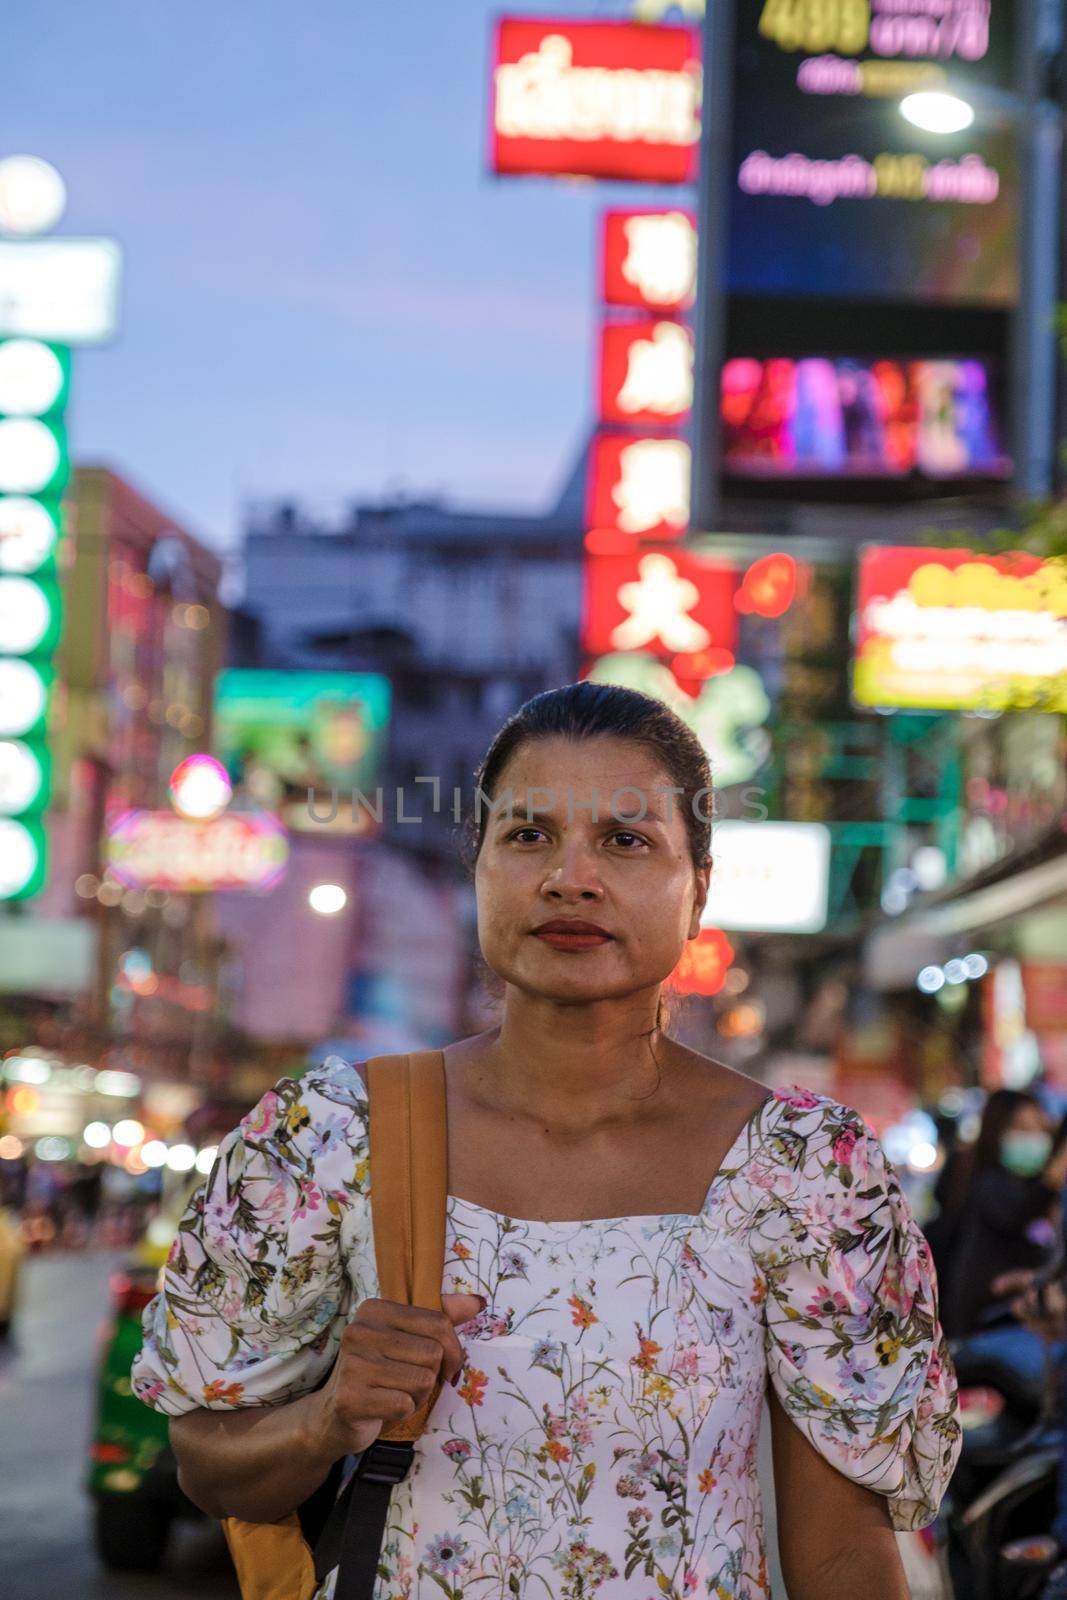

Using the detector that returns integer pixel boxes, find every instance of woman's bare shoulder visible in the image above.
[670,1044,772,1118]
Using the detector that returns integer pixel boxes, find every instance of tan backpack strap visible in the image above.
[365,1049,447,1443]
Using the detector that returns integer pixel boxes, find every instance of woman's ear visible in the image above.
[688,860,711,938]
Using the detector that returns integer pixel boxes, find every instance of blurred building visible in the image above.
[0,464,226,1083]
[236,474,584,858]
[214,476,584,1052]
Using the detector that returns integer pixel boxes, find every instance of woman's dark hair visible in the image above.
[459,681,713,1034]
[971,1088,1045,1174]
[462,681,712,871]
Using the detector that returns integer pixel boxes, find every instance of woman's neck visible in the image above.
[458,1002,676,1134]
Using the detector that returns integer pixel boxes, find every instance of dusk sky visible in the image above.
[7,0,692,553]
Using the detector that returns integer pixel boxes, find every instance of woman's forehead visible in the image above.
[497,735,671,790]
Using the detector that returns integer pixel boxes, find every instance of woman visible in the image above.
[133,684,960,1599]
[939,1088,1067,1339]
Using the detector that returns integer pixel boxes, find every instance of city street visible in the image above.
[0,1251,237,1600]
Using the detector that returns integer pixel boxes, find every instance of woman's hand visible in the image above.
[303,1292,485,1466]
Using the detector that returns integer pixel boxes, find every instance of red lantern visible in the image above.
[669,927,735,996]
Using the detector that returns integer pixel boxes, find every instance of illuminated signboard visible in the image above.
[599,318,693,427]
[721,355,1010,480]
[582,549,737,665]
[0,335,69,900]
[0,240,123,344]
[854,546,1067,712]
[729,1,1018,303]
[702,821,831,934]
[106,809,289,892]
[601,208,697,310]
[490,19,702,183]
[214,670,391,835]
[588,432,692,540]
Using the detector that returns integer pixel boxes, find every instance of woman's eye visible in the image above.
[509,828,544,843]
[611,831,648,849]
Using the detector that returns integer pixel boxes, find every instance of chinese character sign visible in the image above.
[582,549,737,661]
[588,433,692,540]
[491,19,702,183]
[601,208,698,310]
[599,318,693,426]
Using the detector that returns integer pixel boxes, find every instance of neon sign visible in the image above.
[582,549,737,661]
[601,208,697,311]
[588,433,691,540]
[106,810,289,892]
[599,318,693,426]
[491,20,702,183]
[854,546,1067,712]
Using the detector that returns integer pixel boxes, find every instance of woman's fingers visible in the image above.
[348,1298,473,1382]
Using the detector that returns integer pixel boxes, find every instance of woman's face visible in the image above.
[1008,1103,1049,1138]
[474,736,710,1009]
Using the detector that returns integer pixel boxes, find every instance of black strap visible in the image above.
[314,1440,415,1600]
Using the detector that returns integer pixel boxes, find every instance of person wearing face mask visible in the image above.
[940,1089,1067,1339]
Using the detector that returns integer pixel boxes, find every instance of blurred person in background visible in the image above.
[939,1090,1067,1339]
[995,1251,1067,1599]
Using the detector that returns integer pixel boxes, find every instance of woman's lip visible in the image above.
[532,929,614,948]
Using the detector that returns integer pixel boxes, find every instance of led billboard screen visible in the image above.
[728,1,1018,303]
[490,19,702,183]
[721,356,1009,480]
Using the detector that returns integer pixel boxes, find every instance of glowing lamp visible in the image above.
[169,754,232,821]
[309,883,347,916]
[900,91,974,135]
[0,156,67,236]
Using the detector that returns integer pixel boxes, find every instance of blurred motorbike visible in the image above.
[936,1307,1063,1600]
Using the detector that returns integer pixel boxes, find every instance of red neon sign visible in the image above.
[601,208,697,311]
[490,20,702,184]
[581,549,737,662]
[587,432,691,542]
[599,318,693,427]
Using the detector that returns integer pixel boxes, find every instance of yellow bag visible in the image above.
[222,1048,448,1600]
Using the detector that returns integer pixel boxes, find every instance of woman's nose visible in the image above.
[542,846,603,896]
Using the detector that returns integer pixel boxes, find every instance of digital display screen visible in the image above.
[728,1,1018,304]
[722,356,1010,479]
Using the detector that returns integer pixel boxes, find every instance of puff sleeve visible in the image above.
[131,1059,373,1416]
[751,1090,961,1531]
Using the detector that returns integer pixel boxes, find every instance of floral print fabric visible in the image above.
[132,1063,960,1599]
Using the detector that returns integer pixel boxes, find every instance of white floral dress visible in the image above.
[132,1061,961,1600]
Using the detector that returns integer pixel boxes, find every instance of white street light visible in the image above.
[166,1143,197,1173]
[900,91,975,135]
[309,883,347,915]
[0,156,67,236]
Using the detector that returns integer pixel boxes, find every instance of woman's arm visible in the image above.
[768,1388,909,1600]
[170,1294,481,1524]
[171,1386,348,1523]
